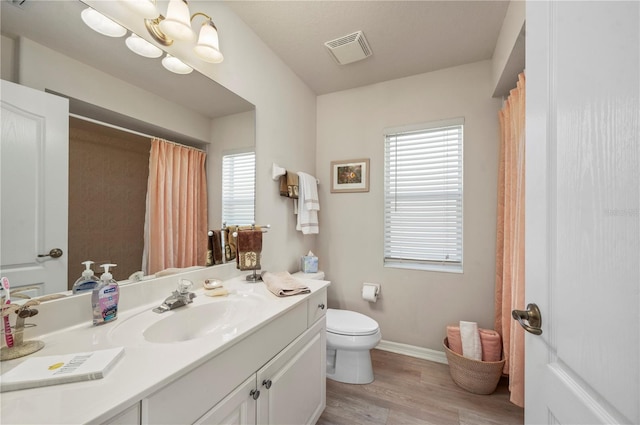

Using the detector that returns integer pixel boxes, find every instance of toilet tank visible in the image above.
[293,271,325,280]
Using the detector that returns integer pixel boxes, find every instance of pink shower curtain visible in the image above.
[143,138,208,275]
[495,72,526,408]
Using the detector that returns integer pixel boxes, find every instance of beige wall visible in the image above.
[491,0,526,97]
[316,60,502,351]
[184,3,319,272]
[208,110,256,228]
[15,37,212,143]
[1,34,17,82]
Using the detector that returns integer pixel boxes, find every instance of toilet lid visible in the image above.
[326,309,379,336]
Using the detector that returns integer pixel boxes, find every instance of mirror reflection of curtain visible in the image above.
[143,138,208,275]
[494,72,525,407]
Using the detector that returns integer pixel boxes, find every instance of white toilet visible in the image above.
[325,308,381,384]
[293,271,382,384]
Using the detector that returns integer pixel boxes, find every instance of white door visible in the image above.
[525,2,639,424]
[0,80,69,296]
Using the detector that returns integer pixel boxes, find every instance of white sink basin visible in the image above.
[108,292,267,345]
[143,297,260,343]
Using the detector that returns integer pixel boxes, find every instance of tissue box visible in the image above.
[301,256,318,273]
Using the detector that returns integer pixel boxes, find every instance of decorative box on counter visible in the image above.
[301,252,318,273]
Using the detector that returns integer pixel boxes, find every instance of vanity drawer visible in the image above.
[307,289,327,327]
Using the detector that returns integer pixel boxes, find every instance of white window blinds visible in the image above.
[384,120,463,271]
[222,151,255,226]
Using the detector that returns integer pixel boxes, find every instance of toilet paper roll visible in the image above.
[362,285,378,302]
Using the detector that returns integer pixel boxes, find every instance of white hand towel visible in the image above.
[296,172,319,234]
[459,321,482,361]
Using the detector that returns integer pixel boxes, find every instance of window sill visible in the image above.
[384,261,463,274]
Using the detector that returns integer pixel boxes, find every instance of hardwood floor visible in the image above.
[317,349,524,425]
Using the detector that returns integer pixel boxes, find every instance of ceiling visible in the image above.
[224,1,510,95]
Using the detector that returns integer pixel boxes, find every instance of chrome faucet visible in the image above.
[153,279,196,313]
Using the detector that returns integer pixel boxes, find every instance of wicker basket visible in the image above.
[443,337,505,395]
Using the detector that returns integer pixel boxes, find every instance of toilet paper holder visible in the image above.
[362,282,381,302]
[363,282,380,294]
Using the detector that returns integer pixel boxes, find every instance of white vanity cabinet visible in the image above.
[0,270,330,425]
[307,289,327,327]
[256,318,325,425]
[194,376,257,425]
[195,319,325,425]
[141,287,327,425]
[102,403,141,425]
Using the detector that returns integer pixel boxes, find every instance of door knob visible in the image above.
[250,389,260,400]
[512,303,543,335]
[262,379,272,389]
[38,248,63,259]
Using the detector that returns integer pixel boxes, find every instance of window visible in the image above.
[222,150,255,226]
[384,119,463,272]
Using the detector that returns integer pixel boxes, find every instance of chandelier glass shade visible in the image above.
[81,2,224,75]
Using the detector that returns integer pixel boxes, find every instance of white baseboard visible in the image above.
[375,340,448,365]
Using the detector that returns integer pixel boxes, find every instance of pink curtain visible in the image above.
[143,138,208,275]
[495,72,526,408]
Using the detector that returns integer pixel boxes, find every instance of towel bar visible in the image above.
[227,223,271,237]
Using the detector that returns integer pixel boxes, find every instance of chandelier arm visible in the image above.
[190,12,212,22]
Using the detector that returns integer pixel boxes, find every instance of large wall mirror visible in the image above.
[0,0,255,297]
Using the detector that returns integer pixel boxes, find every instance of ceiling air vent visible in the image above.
[324,31,372,65]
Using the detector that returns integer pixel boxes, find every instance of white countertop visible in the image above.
[0,270,328,425]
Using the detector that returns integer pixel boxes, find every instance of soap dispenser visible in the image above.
[72,261,99,294]
[92,264,119,326]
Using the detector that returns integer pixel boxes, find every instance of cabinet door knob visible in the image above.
[250,389,260,400]
[262,379,272,389]
[318,303,325,310]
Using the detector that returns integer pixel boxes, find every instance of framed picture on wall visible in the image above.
[330,158,370,193]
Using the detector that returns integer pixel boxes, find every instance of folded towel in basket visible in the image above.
[262,271,310,297]
[460,321,482,361]
[446,325,463,355]
[478,329,502,362]
[447,325,502,362]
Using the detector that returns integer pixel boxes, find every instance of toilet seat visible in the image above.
[326,308,379,336]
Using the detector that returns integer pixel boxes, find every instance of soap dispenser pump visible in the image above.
[92,264,119,326]
[72,261,99,294]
